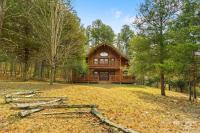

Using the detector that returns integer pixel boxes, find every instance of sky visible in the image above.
[72,0,143,34]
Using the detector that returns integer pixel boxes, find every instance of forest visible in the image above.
[1,0,199,100]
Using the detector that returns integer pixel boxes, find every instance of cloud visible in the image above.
[112,10,123,19]
[124,16,136,24]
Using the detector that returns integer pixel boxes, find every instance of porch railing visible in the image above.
[74,75,134,83]
[88,61,121,68]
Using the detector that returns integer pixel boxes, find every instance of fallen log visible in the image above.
[4,91,38,103]
[18,108,44,118]
[12,99,64,109]
[25,94,36,97]
[4,94,38,103]
[11,91,36,95]
[12,104,97,110]
[91,108,139,133]
[42,111,89,115]
[9,96,68,99]
[4,96,67,103]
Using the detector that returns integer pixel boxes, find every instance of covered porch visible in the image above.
[73,74,134,84]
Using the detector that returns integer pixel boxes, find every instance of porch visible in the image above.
[73,75,134,84]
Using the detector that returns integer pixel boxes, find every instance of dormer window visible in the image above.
[100,52,108,57]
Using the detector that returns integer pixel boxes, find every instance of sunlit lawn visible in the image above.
[0,81,200,133]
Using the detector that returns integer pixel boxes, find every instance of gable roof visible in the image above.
[87,44,128,60]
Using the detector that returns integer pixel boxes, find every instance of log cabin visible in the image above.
[72,44,135,83]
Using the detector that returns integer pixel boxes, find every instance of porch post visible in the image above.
[87,69,89,84]
[120,56,122,84]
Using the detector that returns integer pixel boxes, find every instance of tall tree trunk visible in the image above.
[39,61,44,80]
[10,60,14,77]
[53,66,56,82]
[36,61,44,80]
[159,1,166,96]
[160,72,166,96]
[22,48,29,81]
[189,81,192,101]
[193,82,197,100]
[33,62,38,78]
[50,64,55,85]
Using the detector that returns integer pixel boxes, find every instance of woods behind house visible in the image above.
[0,0,199,100]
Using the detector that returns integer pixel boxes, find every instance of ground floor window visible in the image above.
[93,71,99,80]
[99,72,109,80]
[110,71,115,76]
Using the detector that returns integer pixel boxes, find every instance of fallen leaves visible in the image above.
[0,82,200,133]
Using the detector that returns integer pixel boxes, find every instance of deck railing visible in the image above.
[74,75,134,83]
[88,61,121,68]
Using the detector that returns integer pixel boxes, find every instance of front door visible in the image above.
[99,72,109,81]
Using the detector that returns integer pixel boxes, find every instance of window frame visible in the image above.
[94,58,98,64]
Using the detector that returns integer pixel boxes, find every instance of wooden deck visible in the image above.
[73,75,134,84]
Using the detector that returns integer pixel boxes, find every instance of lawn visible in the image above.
[0,81,200,133]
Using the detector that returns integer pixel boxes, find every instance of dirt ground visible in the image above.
[0,81,200,133]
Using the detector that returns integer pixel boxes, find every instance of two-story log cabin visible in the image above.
[72,44,134,83]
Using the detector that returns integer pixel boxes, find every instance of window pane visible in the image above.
[105,59,108,64]
[94,72,98,75]
[94,58,98,64]
[100,59,104,64]
[100,52,108,57]
[110,71,115,75]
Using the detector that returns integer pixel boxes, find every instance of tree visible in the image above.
[117,25,134,54]
[0,0,40,81]
[166,0,200,100]
[30,0,86,85]
[129,36,159,85]
[86,19,115,47]
[134,0,181,96]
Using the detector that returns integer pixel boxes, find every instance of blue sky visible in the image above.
[72,0,143,34]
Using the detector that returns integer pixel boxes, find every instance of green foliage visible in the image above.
[0,0,87,82]
[117,25,134,54]
[129,36,156,78]
[86,19,115,47]
[129,0,200,97]
[164,0,200,81]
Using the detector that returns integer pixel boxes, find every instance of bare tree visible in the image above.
[0,0,7,36]
[30,0,85,85]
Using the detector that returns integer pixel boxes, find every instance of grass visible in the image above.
[0,81,200,133]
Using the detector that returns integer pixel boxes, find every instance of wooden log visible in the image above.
[12,99,64,109]
[12,104,97,110]
[6,96,68,104]
[25,94,36,97]
[42,111,89,115]
[18,108,44,118]
[11,91,36,95]
[4,91,38,103]
[10,96,68,99]
[7,99,64,103]
[91,108,139,133]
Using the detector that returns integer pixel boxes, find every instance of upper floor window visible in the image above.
[100,52,108,57]
[100,58,109,64]
[94,58,98,64]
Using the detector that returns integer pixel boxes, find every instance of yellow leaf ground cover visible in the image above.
[0,81,200,133]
